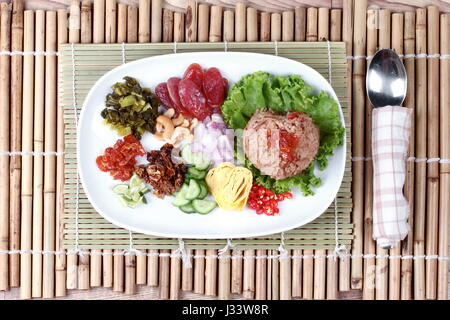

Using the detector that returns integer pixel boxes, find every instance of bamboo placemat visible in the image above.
[0,0,448,301]
[59,41,353,251]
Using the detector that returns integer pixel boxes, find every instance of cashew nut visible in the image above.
[181,119,190,128]
[170,127,191,143]
[172,114,184,126]
[189,118,199,132]
[153,132,165,141]
[156,122,163,132]
[163,108,175,118]
[156,115,175,140]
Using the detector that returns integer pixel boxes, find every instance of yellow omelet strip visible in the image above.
[206,162,253,211]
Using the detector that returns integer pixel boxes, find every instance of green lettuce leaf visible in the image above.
[222,72,345,195]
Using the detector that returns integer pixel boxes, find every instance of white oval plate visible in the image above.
[78,52,346,239]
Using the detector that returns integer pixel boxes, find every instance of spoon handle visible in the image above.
[371,105,412,249]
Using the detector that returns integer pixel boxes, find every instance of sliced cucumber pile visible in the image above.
[171,145,216,215]
[113,173,150,208]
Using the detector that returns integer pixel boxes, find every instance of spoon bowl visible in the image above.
[366,49,407,108]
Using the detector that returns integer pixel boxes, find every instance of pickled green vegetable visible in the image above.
[101,76,159,140]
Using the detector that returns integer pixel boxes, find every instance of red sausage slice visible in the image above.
[183,63,204,88]
[155,82,174,109]
[203,67,225,109]
[167,77,184,113]
[178,79,211,121]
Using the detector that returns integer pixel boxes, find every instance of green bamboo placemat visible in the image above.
[59,42,352,251]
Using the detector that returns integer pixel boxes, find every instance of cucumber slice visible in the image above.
[113,184,129,194]
[185,179,201,200]
[131,192,141,202]
[172,194,191,207]
[140,196,147,204]
[129,174,143,190]
[139,188,151,195]
[118,194,133,207]
[192,153,210,171]
[179,203,196,213]
[186,167,207,180]
[197,182,208,200]
[192,199,217,214]
[181,145,195,164]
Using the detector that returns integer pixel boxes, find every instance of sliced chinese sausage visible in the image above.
[203,67,225,109]
[167,77,185,114]
[155,82,174,109]
[183,63,204,88]
[178,79,211,121]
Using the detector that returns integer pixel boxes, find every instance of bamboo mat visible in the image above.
[0,0,448,300]
[59,41,352,252]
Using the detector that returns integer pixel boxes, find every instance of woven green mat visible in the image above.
[59,42,352,250]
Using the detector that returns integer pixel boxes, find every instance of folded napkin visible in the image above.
[372,105,413,248]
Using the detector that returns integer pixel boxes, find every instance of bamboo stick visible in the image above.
[306,7,318,42]
[302,7,318,299]
[271,252,279,300]
[117,3,127,43]
[280,250,291,300]
[0,1,11,293]
[209,6,222,42]
[125,254,136,294]
[163,9,174,43]
[78,252,90,290]
[136,251,147,285]
[243,249,255,299]
[9,0,24,289]
[42,10,57,298]
[414,7,427,300]
[231,249,242,294]
[193,249,205,294]
[93,0,104,43]
[352,0,367,293]
[113,252,124,292]
[159,249,170,299]
[223,10,234,42]
[151,0,162,43]
[327,8,342,300]
[69,1,80,44]
[169,249,181,299]
[260,12,270,42]
[389,12,404,301]
[292,251,302,298]
[198,4,209,42]
[295,7,306,41]
[66,4,80,291]
[55,7,68,298]
[425,5,440,300]
[267,251,272,299]
[174,12,184,42]
[318,7,329,41]
[270,13,281,42]
[127,5,138,43]
[218,250,231,300]
[376,9,391,300]
[138,0,150,43]
[282,11,294,42]
[313,7,330,300]
[147,249,159,286]
[20,10,34,299]
[181,249,193,291]
[247,7,258,42]
[235,2,246,42]
[362,8,377,301]
[339,0,353,292]
[186,0,197,42]
[105,0,116,43]
[400,10,416,301]
[255,249,266,300]
[31,9,45,298]
[205,249,217,296]
[80,1,92,44]
[437,13,450,301]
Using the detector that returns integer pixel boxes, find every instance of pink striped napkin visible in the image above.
[372,105,413,248]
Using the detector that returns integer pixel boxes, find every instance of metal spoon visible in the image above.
[366,48,407,108]
[366,49,407,250]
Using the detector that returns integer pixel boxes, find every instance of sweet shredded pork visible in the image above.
[135,143,187,198]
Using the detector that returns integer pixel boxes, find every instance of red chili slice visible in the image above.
[155,82,174,109]
[203,67,225,109]
[183,63,204,88]
[178,79,211,121]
